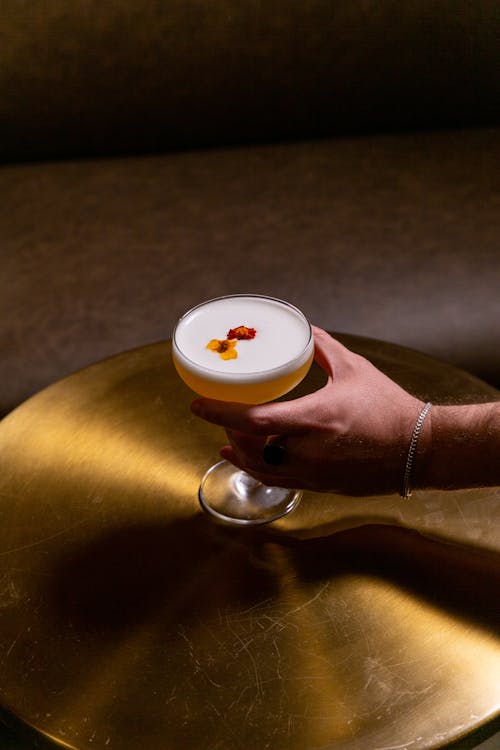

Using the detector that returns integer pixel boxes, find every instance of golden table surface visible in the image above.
[0,334,499,750]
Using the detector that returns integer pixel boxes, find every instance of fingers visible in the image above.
[223,429,302,482]
[191,397,310,435]
[219,445,299,489]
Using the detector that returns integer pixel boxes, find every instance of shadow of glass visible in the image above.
[47,513,281,636]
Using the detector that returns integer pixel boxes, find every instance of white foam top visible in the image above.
[173,295,313,382]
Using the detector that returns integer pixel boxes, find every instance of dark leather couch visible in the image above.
[1,0,499,419]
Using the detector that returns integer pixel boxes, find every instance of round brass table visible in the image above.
[0,335,499,750]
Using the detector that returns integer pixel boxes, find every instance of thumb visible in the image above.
[312,327,357,381]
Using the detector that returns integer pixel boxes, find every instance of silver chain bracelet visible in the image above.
[401,402,432,499]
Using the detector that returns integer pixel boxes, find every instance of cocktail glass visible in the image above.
[172,294,314,525]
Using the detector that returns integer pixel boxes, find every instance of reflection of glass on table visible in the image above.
[0,334,498,750]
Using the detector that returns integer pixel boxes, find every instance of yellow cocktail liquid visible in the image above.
[173,354,313,404]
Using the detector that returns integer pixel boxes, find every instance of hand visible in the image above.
[191,327,427,496]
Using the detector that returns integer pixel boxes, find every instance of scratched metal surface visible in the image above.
[0,336,498,750]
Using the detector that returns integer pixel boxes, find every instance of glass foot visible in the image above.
[199,460,301,526]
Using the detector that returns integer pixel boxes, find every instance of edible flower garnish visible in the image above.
[227,325,257,340]
[206,338,238,360]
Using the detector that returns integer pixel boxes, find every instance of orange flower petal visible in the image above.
[220,347,238,360]
[206,338,238,359]
[206,339,222,352]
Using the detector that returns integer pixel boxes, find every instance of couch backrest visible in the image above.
[1,0,498,162]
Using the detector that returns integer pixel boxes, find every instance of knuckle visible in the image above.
[249,410,272,433]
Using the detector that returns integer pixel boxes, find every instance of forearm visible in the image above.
[417,402,500,491]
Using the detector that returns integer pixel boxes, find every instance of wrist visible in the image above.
[400,401,433,499]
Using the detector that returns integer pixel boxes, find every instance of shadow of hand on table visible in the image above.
[47,511,500,640]
[282,524,500,637]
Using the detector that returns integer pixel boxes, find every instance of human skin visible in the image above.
[190,327,500,496]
